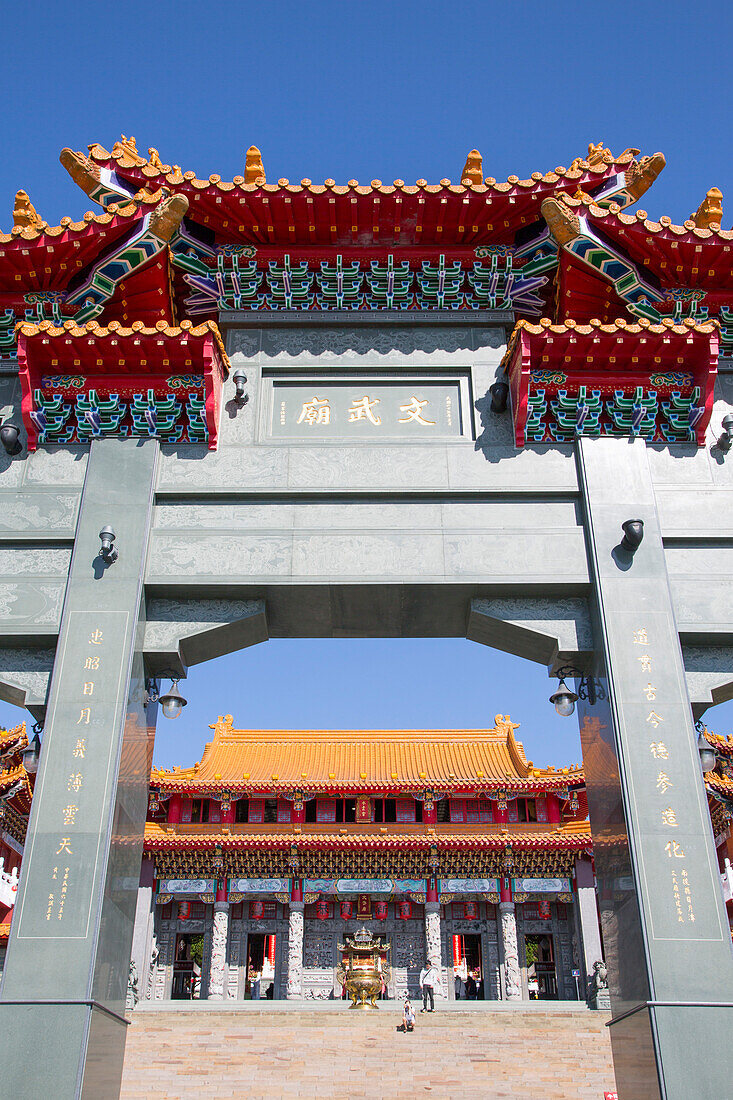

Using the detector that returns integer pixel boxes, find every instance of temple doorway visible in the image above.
[171,932,203,1000]
[525,934,557,1000]
[246,933,277,999]
[453,933,484,999]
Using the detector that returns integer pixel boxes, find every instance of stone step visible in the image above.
[121,1007,616,1100]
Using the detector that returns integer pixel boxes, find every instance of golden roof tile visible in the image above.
[150,714,585,794]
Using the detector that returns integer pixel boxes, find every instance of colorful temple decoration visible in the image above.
[1,135,729,453]
[0,725,33,955]
[16,320,229,450]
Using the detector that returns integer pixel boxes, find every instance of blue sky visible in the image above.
[1,0,732,766]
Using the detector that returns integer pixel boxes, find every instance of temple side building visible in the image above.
[0,725,32,953]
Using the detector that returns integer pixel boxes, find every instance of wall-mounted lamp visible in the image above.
[716,414,733,454]
[697,730,717,773]
[99,525,118,563]
[233,369,249,406]
[489,378,509,413]
[0,421,22,456]
[549,677,579,718]
[158,677,188,720]
[21,727,42,775]
[620,519,644,555]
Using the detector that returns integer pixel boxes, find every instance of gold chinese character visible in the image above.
[656,771,673,794]
[637,655,652,673]
[661,807,678,827]
[644,683,657,701]
[649,741,669,759]
[67,773,84,792]
[76,708,90,725]
[296,397,331,426]
[398,396,436,426]
[62,805,78,826]
[633,629,649,645]
[665,841,685,858]
[348,396,381,425]
[89,630,103,645]
[84,656,100,671]
[56,838,73,855]
[646,711,664,728]
[82,682,94,696]
[73,738,86,758]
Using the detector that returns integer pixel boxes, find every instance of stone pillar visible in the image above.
[208,900,230,1001]
[499,902,522,1001]
[129,856,156,1004]
[574,856,603,998]
[286,901,305,999]
[576,436,733,1099]
[0,438,159,1098]
[424,900,442,995]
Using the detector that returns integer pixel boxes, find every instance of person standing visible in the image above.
[419,959,439,1012]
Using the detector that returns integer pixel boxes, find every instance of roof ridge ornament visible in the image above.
[461,149,483,186]
[12,190,44,231]
[245,145,266,185]
[692,186,723,230]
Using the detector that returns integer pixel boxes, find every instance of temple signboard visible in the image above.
[265,377,469,441]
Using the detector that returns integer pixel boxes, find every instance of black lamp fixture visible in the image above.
[232,369,249,405]
[716,414,733,454]
[0,421,22,456]
[489,377,509,413]
[695,723,717,773]
[99,525,118,563]
[549,676,579,718]
[21,728,42,775]
[620,519,644,555]
[158,677,188,720]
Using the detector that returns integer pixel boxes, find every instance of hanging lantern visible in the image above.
[397,899,412,920]
[569,790,580,814]
[177,901,191,920]
[538,899,552,920]
[464,900,478,920]
[250,899,265,920]
[316,898,330,921]
[148,790,160,814]
[374,899,388,920]
[340,900,354,920]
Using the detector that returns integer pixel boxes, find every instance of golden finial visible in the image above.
[461,149,483,185]
[692,186,723,230]
[245,145,265,184]
[148,147,163,170]
[13,190,43,230]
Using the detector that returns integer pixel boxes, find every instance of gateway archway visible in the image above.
[0,140,732,1099]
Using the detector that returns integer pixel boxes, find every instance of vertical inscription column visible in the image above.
[576,436,733,1100]
[0,439,158,1100]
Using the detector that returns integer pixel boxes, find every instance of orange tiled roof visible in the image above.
[151,714,584,794]
[143,819,591,851]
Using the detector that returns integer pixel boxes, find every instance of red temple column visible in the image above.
[423,799,437,825]
[291,802,306,825]
[291,879,303,903]
[220,801,235,825]
[167,794,181,823]
[494,801,508,825]
[426,877,439,904]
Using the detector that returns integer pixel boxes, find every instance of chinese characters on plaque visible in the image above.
[632,625,696,924]
[270,380,464,440]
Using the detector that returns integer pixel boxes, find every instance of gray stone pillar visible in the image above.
[576,436,733,1099]
[208,902,230,1001]
[286,901,304,999]
[574,856,603,995]
[424,901,442,997]
[0,438,159,1099]
[498,902,522,1000]
[129,856,156,1003]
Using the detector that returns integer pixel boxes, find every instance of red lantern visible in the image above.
[464,900,478,920]
[374,899,388,920]
[250,899,265,920]
[340,900,354,920]
[316,898,330,921]
[177,901,191,920]
[538,899,551,920]
[397,899,411,920]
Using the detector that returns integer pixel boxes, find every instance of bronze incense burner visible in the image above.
[336,926,391,1009]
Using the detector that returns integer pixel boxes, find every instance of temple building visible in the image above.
[137,715,600,1003]
[0,724,33,958]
